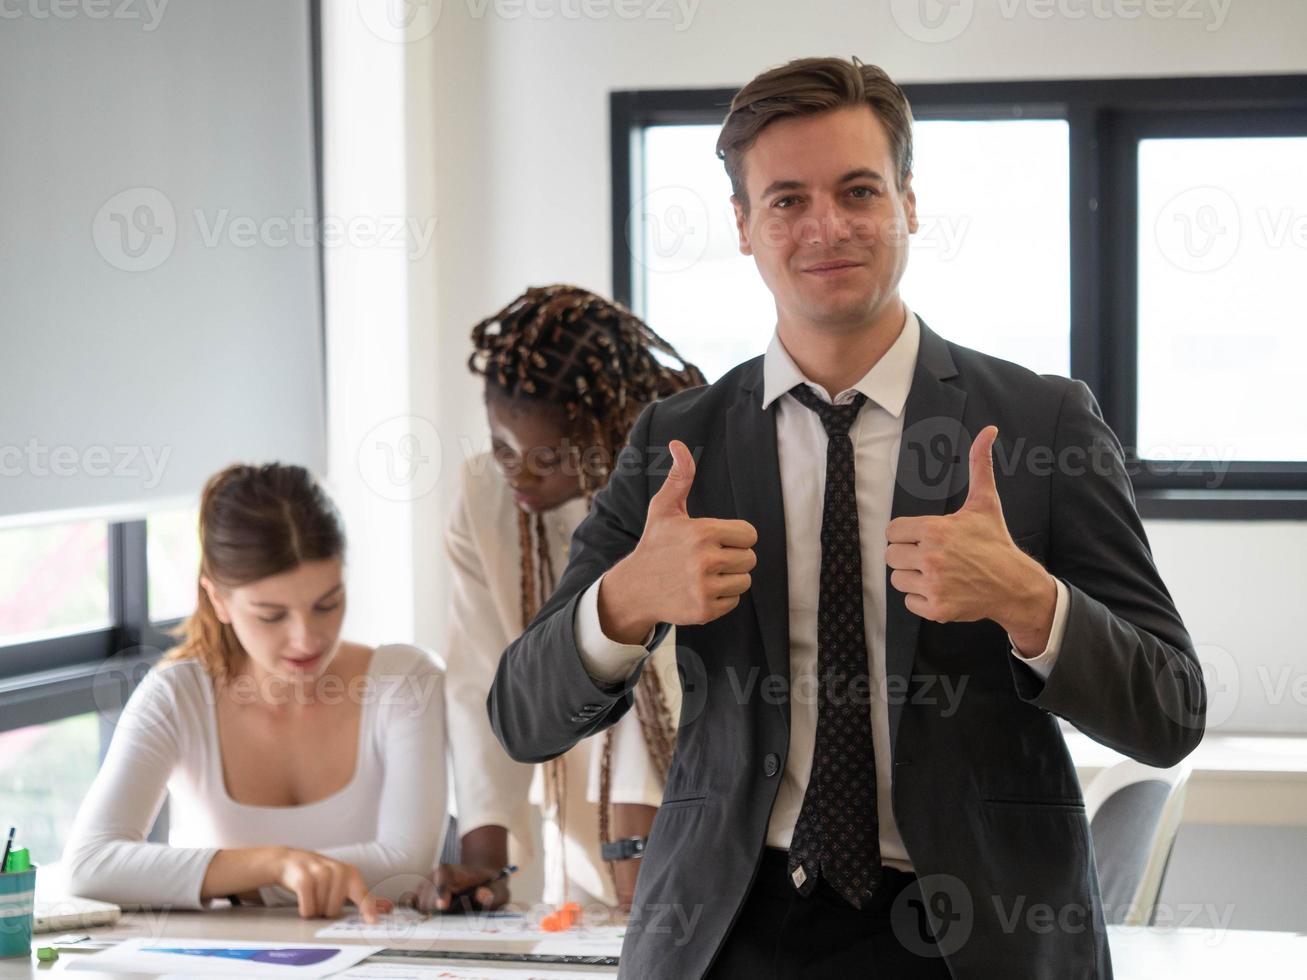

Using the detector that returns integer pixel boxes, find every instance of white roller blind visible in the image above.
[0,0,325,521]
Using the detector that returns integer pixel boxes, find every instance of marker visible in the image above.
[0,827,13,873]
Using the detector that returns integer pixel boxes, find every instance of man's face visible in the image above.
[732,105,918,331]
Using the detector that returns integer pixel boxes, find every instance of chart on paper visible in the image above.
[66,937,381,978]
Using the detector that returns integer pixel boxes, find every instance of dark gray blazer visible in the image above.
[489,319,1206,979]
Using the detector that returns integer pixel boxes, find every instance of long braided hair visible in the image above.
[469,284,705,895]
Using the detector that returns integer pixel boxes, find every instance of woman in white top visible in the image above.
[64,463,446,921]
[435,285,705,913]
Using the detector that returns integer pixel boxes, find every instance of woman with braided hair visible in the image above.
[434,284,705,914]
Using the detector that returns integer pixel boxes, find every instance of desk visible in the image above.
[1065,729,1307,826]
[0,909,1302,978]
[0,908,618,978]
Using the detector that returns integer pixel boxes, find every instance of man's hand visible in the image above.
[885,426,1057,652]
[599,440,758,644]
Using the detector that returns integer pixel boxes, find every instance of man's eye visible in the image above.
[773,196,799,209]
[850,186,880,199]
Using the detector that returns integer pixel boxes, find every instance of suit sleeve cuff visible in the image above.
[574,576,656,685]
[1008,577,1069,681]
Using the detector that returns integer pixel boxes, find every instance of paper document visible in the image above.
[67,937,381,977]
[317,908,624,955]
[338,965,605,979]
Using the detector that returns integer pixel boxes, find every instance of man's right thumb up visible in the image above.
[648,440,695,518]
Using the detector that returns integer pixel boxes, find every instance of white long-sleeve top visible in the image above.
[443,453,680,906]
[63,643,448,909]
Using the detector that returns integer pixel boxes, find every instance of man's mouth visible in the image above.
[803,260,863,276]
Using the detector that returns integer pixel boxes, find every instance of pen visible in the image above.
[0,827,14,873]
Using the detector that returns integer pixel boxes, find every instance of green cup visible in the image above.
[0,866,37,958]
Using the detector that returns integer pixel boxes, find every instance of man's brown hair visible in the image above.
[715,56,915,210]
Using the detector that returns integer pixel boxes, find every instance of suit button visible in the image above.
[763,753,780,778]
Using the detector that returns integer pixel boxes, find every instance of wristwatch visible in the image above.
[601,836,648,861]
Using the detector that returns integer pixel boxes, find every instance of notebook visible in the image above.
[33,893,121,933]
[32,862,121,933]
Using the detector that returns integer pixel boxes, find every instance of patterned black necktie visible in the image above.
[785,382,882,910]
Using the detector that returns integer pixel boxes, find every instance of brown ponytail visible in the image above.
[166,463,346,681]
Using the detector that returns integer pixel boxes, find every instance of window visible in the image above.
[1136,136,1307,464]
[0,520,109,645]
[0,515,184,851]
[613,75,1307,517]
[0,713,101,865]
[1,517,178,724]
[900,119,1069,377]
[148,507,201,625]
[638,125,773,381]
[636,120,1070,382]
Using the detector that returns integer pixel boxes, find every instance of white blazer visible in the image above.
[443,453,680,906]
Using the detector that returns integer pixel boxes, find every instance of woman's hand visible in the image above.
[416,863,511,912]
[271,848,389,923]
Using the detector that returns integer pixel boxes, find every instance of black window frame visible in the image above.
[610,73,1307,520]
[0,519,184,734]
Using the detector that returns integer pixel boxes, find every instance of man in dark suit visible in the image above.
[489,56,1205,979]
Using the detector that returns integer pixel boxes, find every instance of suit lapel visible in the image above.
[726,359,791,725]
[885,319,968,759]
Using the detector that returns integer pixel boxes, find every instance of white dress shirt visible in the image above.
[443,454,681,905]
[574,306,1069,872]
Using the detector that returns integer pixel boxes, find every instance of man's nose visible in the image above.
[799,196,852,246]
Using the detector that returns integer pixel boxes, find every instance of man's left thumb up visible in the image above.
[962,425,1001,513]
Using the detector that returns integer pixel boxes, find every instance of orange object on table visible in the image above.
[540,901,583,932]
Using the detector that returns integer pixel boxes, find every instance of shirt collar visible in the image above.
[761,305,921,418]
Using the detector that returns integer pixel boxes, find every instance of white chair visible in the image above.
[1083,760,1191,926]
